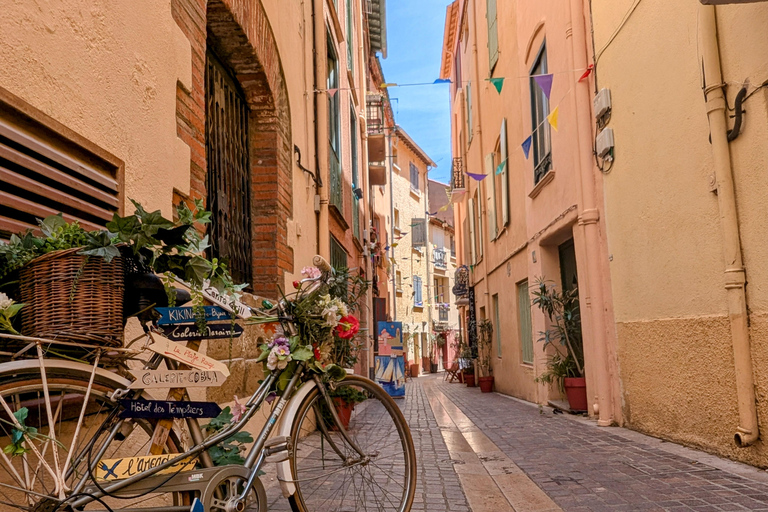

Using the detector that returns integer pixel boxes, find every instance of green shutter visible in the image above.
[487,0,499,73]
[486,152,497,240]
[518,280,533,364]
[500,118,509,226]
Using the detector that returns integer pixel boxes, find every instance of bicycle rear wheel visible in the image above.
[288,375,416,512]
[0,361,189,511]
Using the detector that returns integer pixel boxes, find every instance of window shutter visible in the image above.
[466,82,473,143]
[411,218,426,247]
[485,152,497,240]
[500,118,509,226]
[414,276,423,305]
[487,0,499,72]
[468,197,476,264]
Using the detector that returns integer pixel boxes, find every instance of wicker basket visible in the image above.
[18,248,125,347]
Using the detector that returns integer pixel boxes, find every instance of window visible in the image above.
[409,162,419,192]
[487,0,499,73]
[206,50,252,285]
[330,235,348,270]
[518,280,533,364]
[485,151,497,241]
[499,118,509,226]
[493,294,501,357]
[530,43,552,184]
[394,208,400,230]
[413,275,423,306]
[469,190,483,262]
[327,35,342,212]
[450,235,456,257]
[466,81,473,145]
[396,270,402,292]
[0,88,121,240]
[350,103,359,239]
[346,0,354,76]
[453,50,462,95]
[411,218,426,247]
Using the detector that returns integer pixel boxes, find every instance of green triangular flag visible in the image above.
[490,77,504,94]
[496,158,507,175]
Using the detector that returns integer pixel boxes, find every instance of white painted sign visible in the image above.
[128,369,227,389]
[147,334,231,377]
[96,454,196,481]
[202,281,252,319]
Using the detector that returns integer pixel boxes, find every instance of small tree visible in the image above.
[477,319,494,378]
[530,277,584,393]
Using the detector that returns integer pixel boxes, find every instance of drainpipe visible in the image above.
[699,4,758,447]
[567,0,614,426]
[389,128,397,321]
[313,0,330,259]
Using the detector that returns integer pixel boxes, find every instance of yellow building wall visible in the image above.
[592,0,768,465]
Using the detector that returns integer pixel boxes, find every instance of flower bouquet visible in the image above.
[252,265,368,392]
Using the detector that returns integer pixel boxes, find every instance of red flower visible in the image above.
[313,346,322,360]
[293,280,301,289]
[335,315,360,339]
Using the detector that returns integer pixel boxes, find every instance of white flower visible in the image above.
[267,346,292,371]
[322,305,341,328]
[0,293,13,311]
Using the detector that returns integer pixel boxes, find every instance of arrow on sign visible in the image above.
[202,281,252,319]
[160,322,243,341]
[119,399,222,419]
[147,333,231,377]
[128,369,227,389]
[96,454,196,481]
[155,306,232,325]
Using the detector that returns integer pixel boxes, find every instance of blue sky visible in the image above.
[380,0,452,184]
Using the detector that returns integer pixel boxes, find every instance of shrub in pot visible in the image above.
[531,278,587,412]
[463,365,475,387]
[477,319,494,393]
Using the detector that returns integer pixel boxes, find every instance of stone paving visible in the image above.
[260,374,768,511]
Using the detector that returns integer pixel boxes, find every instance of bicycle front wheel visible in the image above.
[288,374,416,512]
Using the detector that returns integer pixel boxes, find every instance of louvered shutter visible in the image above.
[485,152,497,240]
[501,118,509,226]
[487,0,499,72]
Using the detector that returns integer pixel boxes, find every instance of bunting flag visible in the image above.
[547,106,559,131]
[438,204,450,212]
[450,189,466,203]
[521,136,532,159]
[466,172,487,181]
[433,78,452,84]
[327,88,338,97]
[489,77,504,94]
[496,158,507,175]
[391,243,399,248]
[380,83,398,88]
[578,65,594,83]
[533,74,553,99]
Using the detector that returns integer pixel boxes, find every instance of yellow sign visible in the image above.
[96,454,196,481]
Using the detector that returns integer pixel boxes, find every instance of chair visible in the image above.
[444,361,460,383]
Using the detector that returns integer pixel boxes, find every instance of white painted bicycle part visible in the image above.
[202,465,267,512]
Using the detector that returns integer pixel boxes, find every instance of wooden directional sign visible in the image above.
[96,454,196,481]
[160,322,244,342]
[155,306,231,325]
[128,369,227,389]
[202,280,253,319]
[119,399,222,419]
[147,333,231,377]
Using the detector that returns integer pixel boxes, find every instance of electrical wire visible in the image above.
[595,0,644,63]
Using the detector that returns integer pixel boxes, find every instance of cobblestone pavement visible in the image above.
[260,374,768,511]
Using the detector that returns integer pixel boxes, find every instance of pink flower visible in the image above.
[301,266,322,279]
[335,315,360,340]
[232,396,246,422]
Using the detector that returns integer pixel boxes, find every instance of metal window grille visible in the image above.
[433,248,447,269]
[330,236,348,270]
[366,94,384,136]
[439,307,449,322]
[206,50,252,286]
[450,157,465,190]
[530,43,552,184]
[328,36,343,213]
[518,280,534,364]
[413,276,422,306]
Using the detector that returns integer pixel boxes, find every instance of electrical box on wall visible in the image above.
[596,128,615,158]
[593,88,612,120]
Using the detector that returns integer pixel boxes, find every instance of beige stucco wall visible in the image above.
[592,0,768,465]
[0,0,192,219]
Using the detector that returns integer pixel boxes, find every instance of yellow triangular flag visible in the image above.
[547,106,559,132]
[438,204,449,212]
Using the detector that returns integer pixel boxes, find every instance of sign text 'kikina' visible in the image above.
[155,306,231,325]
[161,322,243,341]
[128,369,227,389]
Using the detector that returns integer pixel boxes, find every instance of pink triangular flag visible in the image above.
[327,88,338,97]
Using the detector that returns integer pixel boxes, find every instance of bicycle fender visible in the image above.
[275,379,317,498]
[0,358,132,388]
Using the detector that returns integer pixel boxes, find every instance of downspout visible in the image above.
[314,0,330,259]
[567,0,614,426]
[698,4,758,447]
[389,128,397,321]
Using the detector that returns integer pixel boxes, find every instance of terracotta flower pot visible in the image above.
[564,377,588,412]
[465,374,475,387]
[332,397,355,430]
[410,363,420,378]
[478,376,494,393]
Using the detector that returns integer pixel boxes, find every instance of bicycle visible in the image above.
[0,256,416,512]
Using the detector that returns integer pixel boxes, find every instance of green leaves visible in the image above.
[202,406,253,466]
[38,214,67,238]
[79,231,120,262]
[291,346,314,362]
[185,256,213,286]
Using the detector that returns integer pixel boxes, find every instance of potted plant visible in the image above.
[328,385,368,429]
[454,332,471,384]
[531,278,587,411]
[463,364,475,387]
[477,319,494,393]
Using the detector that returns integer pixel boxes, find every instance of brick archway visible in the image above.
[204,0,293,297]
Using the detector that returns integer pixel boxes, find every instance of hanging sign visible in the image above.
[202,281,252,319]
[147,334,231,377]
[96,454,197,481]
[128,369,227,389]
[155,306,231,325]
[160,322,244,341]
[119,399,222,419]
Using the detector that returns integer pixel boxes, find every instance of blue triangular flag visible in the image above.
[521,136,532,159]
[433,78,451,84]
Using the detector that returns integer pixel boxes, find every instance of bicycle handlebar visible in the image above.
[312,255,332,273]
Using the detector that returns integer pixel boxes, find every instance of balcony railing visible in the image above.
[439,307,449,322]
[366,94,384,136]
[433,248,447,269]
[451,157,465,191]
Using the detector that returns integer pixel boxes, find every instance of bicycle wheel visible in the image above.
[288,375,416,512]
[0,361,189,511]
